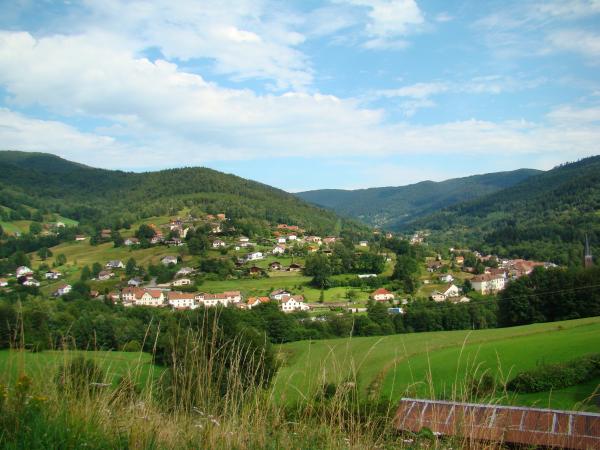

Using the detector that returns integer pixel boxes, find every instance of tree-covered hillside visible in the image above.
[296,169,541,229]
[413,156,600,266]
[0,151,363,235]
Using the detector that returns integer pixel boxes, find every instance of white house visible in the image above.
[161,255,178,266]
[272,245,286,255]
[75,235,86,241]
[431,284,461,302]
[471,274,506,294]
[246,296,270,309]
[124,237,140,246]
[245,252,263,261]
[171,278,192,287]
[439,274,454,283]
[287,234,297,241]
[239,236,250,243]
[441,283,460,298]
[168,291,196,309]
[212,239,226,248]
[359,241,368,247]
[45,270,61,280]
[270,289,292,300]
[106,260,124,269]
[176,267,195,277]
[280,295,310,313]
[54,284,72,296]
[371,288,395,302]
[277,237,287,244]
[16,266,33,278]
[98,270,113,281]
[22,278,40,287]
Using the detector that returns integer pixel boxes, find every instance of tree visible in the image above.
[55,253,67,266]
[37,247,53,261]
[112,231,124,247]
[92,262,103,278]
[0,224,4,237]
[80,265,91,281]
[29,222,42,235]
[135,224,155,240]
[125,258,137,277]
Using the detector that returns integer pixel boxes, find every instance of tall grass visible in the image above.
[0,309,548,449]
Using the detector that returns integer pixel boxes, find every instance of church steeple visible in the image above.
[584,234,593,268]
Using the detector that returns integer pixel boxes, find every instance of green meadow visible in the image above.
[0,349,163,388]
[274,316,600,411]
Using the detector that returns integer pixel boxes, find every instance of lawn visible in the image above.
[0,220,33,235]
[274,317,600,411]
[0,349,164,388]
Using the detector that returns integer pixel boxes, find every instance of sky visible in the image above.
[0,0,599,192]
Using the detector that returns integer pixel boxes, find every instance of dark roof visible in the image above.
[394,398,600,449]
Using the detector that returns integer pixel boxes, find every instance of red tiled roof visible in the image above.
[394,398,600,449]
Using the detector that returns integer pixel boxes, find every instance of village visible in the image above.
[0,210,557,317]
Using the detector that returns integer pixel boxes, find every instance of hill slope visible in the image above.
[414,156,600,265]
[296,169,541,229]
[0,151,362,235]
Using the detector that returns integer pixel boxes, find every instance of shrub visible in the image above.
[122,340,141,352]
[55,356,106,394]
[507,354,600,393]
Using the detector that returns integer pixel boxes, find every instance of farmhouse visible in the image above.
[371,288,395,302]
[16,266,33,278]
[22,278,40,287]
[439,274,454,283]
[272,245,286,255]
[106,260,124,269]
[280,295,310,313]
[168,291,196,309]
[124,237,140,246]
[247,296,270,309]
[288,263,302,272]
[471,273,506,294]
[98,270,113,281]
[212,239,226,248]
[245,251,264,261]
[270,289,292,300]
[176,267,195,277]
[45,270,61,280]
[277,237,287,244]
[269,261,283,271]
[171,278,192,287]
[161,255,178,266]
[53,284,72,297]
[121,288,166,307]
[196,291,241,307]
[248,266,264,275]
[359,240,368,247]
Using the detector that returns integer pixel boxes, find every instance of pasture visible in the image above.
[274,317,600,411]
[0,349,163,388]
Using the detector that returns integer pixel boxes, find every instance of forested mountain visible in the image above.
[413,156,600,266]
[296,169,541,229]
[0,151,363,235]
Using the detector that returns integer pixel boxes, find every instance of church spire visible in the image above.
[584,234,593,268]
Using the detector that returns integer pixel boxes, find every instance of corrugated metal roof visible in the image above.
[394,398,600,449]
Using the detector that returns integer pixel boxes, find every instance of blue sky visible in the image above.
[0,0,599,191]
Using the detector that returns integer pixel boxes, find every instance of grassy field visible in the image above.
[0,349,163,388]
[274,317,600,411]
[0,220,33,235]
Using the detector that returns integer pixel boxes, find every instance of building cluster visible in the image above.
[117,286,313,313]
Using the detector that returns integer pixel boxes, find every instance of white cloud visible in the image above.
[342,0,425,49]
[547,105,600,123]
[0,31,597,174]
[546,29,600,61]
[65,0,313,90]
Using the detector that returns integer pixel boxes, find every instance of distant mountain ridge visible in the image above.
[0,151,363,235]
[413,156,600,265]
[296,169,542,230]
